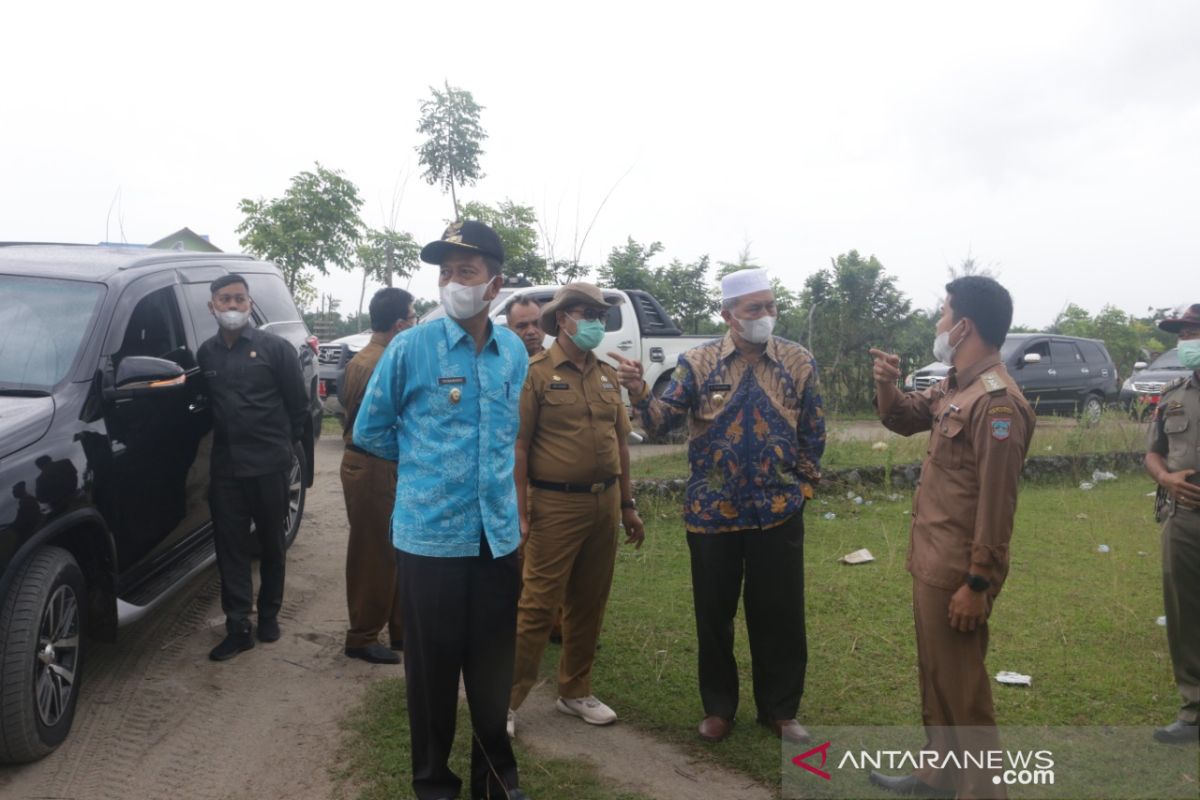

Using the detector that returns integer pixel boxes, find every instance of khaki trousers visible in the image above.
[340,448,403,649]
[1162,505,1200,724]
[912,578,1005,800]
[510,483,619,709]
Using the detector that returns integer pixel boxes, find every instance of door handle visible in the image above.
[618,340,634,351]
[1047,369,1057,375]
[1081,368,1090,374]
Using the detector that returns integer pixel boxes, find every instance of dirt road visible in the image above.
[0,437,771,800]
[0,437,387,800]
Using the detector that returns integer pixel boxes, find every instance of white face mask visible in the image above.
[735,314,776,344]
[440,279,494,320]
[215,309,251,332]
[932,320,964,364]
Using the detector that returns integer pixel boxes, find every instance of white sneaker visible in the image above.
[556,695,617,726]
[506,708,516,738]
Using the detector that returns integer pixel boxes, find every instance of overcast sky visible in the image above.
[3,0,1198,331]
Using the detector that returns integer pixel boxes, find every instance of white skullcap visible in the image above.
[720,268,771,301]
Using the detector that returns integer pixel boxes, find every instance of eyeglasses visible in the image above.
[567,308,609,323]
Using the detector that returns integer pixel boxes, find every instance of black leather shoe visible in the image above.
[1154,720,1199,744]
[868,771,953,797]
[210,624,254,661]
[257,617,281,643]
[389,637,404,651]
[345,643,401,664]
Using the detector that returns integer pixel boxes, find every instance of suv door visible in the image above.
[1011,338,1054,412]
[98,281,211,576]
[1049,339,1086,411]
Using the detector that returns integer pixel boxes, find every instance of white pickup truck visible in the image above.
[318,285,709,433]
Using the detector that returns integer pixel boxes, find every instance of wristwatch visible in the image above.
[620,498,637,510]
[965,574,991,593]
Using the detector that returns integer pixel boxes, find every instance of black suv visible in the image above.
[0,244,321,763]
[907,333,1120,420]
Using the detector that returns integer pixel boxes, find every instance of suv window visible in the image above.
[1050,341,1081,364]
[243,273,300,322]
[183,284,221,344]
[0,275,105,389]
[1077,341,1109,363]
[1023,340,1050,360]
[114,287,189,367]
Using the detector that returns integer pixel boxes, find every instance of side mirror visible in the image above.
[109,356,186,396]
[1022,352,1042,365]
[1133,361,1148,371]
[494,315,508,328]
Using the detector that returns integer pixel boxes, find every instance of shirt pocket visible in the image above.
[1163,414,1193,470]
[930,416,965,470]
[592,390,622,424]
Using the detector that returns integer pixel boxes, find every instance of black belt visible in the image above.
[530,476,617,494]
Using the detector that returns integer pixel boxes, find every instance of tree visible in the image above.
[236,163,363,307]
[799,250,915,412]
[459,199,549,282]
[416,82,486,219]
[946,251,1000,280]
[597,238,664,293]
[599,238,718,333]
[354,227,420,321]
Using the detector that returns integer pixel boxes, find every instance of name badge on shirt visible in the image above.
[706,383,731,408]
[438,376,466,385]
[549,382,570,390]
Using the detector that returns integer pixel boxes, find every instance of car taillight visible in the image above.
[318,379,327,399]
[306,334,319,354]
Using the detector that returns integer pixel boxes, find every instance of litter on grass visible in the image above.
[839,548,875,565]
[1157,616,1168,627]
[1075,513,1089,520]
[1092,470,1118,482]
[823,512,837,520]
[1138,551,1149,557]
[1097,544,1111,554]
[1079,482,1095,491]
[852,496,864,505]
[872,441,889,451]
[996,671,1032,687]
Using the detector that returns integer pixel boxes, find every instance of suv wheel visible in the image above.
[0,546,85,763]
[284,441,307,549]
[1081,394,1104,427]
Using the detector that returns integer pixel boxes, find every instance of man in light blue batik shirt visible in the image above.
[353,220,532,800]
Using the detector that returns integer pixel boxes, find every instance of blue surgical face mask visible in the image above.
[568,318,605,351]
[1178,339,1200,370]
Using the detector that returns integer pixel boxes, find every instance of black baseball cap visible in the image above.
[420,220,505,265]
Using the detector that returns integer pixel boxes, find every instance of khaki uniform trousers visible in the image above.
[1162,505,1200,724]
[510,483,619,709]
[912,578,1006,800]
[340,448,403,649]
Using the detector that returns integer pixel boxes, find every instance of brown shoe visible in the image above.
[698,715,733,742]
[762,718,811,743]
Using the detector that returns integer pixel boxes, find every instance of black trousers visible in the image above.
[396,538,521,800]
[210,471,288,632]
[687,512,807,722]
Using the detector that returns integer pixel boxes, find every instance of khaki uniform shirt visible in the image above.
[520,342,631,485]
[1147,374,1200,472]
[340,332,390,448]
[878,357,1035,593]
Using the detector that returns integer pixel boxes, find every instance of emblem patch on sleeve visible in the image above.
[990,418,1011,440]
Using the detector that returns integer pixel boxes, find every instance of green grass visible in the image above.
[632,411,1146,480]
[578,474,1178,795]
[322,415,343,437]
[334,680,654,800]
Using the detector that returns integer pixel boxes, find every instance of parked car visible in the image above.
[0,244,321,763]
[320,287,708,431]
[1119,348,1187,418]
[906,333,1120,421]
